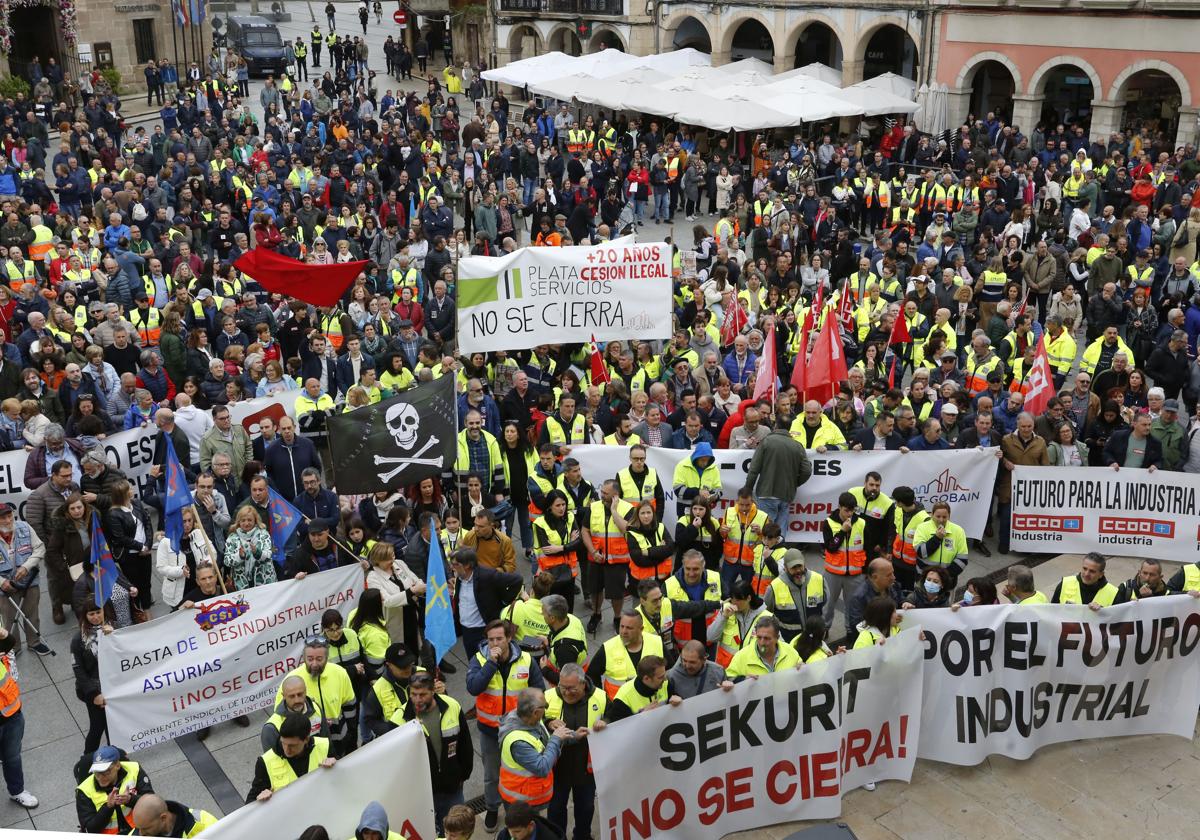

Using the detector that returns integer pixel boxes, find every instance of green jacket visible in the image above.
[1151,418,1186,470]
[746,429,813,502]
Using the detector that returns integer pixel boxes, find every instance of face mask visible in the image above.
[962,590,975,605]
[924,580,942,595]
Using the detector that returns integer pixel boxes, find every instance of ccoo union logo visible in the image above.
[1097,517,1173,547]
[1013,514,1083,532]
[911,468,980,505]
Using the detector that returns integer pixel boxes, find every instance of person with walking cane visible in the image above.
[0,504,51,656]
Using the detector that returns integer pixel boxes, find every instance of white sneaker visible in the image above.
[863,782,877,791]
[11,790,38,808]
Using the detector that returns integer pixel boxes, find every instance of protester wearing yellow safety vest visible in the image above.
[711,578,774,668]
[670,441,722,518]
[662,548,723,648]
[542,593,588,676]
[361,642,423,739]
[587,609,664,700]
[1080,326,1135,376]
[76,745,152,833]
[499,687,577,808]
[719,488,768,591]
[889,486,928,591]
[127,793,217,837]
[274,637,357,756]
[1051,552,1120,608]
[790,400,847,451]
[852,596,901,649]
[505,572,553,657]
[248,711,337,802]
[393,671,473,829]
[725,615,801,679]
[1003,565,1049,605]
[633,578,676,664]
[1042,315,1076,387]
[762,549,826,643]
[615,444,663,516]
[600,655,674,723]
[539,393,588,451]
[911,501,969,586]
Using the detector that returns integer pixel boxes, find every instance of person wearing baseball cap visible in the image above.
[761,549,826,644]
[360,641,424,740]
[0,502,50,656]
[76,745,153,832]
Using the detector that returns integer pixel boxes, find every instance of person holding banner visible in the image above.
[544,662,605,840]
[1051,552,1120,608]
[852,596,901,649]
[723,615,800,680]
[1002,565,1049,605]
[394,671,474,832]
[248,711,337,803]
[912,502,969,587]
[262,675,328,750]
[275,637,358,758]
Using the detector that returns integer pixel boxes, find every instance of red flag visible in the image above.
[721,302,747,346]
[888,354,899,389]
[234,249,368,308]
[1023,333,1056,416]
[807,316,846,405]
[888,310,912,346]
[790,327,808,394]
[589,334,610,385]
[836,284,855,333]
[752,326,777,402]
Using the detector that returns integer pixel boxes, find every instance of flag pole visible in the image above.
[185,503,227,594]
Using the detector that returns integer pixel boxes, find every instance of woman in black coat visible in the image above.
[673,498,723,572]
[104,480,155,609]
[70,602,115,754]
[52,495,139,626]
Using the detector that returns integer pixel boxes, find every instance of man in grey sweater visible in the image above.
[746,420,814,529]
[666,640,729,700]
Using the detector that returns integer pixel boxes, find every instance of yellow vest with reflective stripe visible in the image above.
[599,633,663,699]
[613,675,667,714]
[76,762,141,832]
[261,737,329,791]
[1058,575,1118,607]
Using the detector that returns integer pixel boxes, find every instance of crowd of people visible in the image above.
[0,11,1198,838]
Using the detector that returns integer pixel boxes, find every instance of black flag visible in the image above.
[328,375,458,494]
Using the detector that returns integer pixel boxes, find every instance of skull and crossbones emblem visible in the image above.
[374,401,442,482]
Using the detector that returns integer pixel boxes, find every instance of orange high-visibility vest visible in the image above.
[824,516,867,576]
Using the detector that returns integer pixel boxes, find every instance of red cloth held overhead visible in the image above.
[233,249,369,308]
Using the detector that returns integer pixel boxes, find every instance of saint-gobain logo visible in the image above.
[912,469,969,496]
[1099,518,1174,538]
[1012,514,1083,531]
[193,597,250,631]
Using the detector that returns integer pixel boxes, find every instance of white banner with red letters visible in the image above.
[456,239,673,354]
[899,597,1200,765]
[98,565,364,751]
[1010,465,1200,558]
[572,445,1000,542]
[590,629,924,840]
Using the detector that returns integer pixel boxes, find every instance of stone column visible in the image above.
[1010,95,1042,135]
[711,50,731,67]
[1088,100,1124,143]
[1175,107,1200,149]
[775,51,796,74]
[946,89,972,132]
[841,59,864,86]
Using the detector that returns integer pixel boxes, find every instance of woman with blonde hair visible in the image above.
[223,506,275,590]
[363,540,424,647]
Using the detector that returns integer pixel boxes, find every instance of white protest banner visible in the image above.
[0,425,156,519]
[208,722,437,840]
[900,597,1200,765]
[1010,465,1198,558]
[456,239,672,354]
[572,445,999,541]
[98,565,363,751]
[591,629,923,840]
[228,393,298,432]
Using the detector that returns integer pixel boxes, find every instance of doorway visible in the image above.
[6,6,61,83]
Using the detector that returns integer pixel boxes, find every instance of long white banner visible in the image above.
[1010,465,1198,558]
[0,425,156,517]
[572,445,1000,541]
[456,240,672,353]
[900,597,1200,764]
[98,565,364,751]
[208,722,437,840]
[591,629,923,840]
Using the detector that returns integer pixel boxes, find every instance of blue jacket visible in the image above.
[0,165,18,196]
[669,426,714,450]
[906,433,950,451]
[457,393,501,436]
[264,435,323,501]
[293,487,339,533]
[334,353,376,394]
[104,223,131,252]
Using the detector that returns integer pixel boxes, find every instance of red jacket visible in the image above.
[1130,180,1157,208]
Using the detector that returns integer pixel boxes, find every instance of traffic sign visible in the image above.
[393,9,407,25]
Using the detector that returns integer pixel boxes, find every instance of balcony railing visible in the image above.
[500,0,624,14]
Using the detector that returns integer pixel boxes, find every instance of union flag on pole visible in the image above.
[588,334,610,385]
[1023,334,1056,416]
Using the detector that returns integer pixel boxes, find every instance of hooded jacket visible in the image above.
[353,801,404,840]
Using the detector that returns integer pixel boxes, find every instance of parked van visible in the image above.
[226,15,288,77]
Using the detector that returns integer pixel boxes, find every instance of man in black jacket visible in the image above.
[450,548,522,656]
[1145,329,1190,402]
[284,520,360,579]
[400,672,474,833]
[850,411,907,451]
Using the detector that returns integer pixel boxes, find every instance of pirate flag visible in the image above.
[328,375,458,494]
